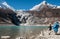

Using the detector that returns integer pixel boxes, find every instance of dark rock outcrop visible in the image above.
[0,8,20,26]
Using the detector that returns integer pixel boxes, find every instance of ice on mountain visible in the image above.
[57,6,60,8]
[0,1,15,11]
[30,1,60,11]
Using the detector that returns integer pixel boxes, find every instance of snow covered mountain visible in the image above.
[30,1,60,11]
[0,1,15,11]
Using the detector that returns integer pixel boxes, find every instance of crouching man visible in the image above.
[52,21,59,35]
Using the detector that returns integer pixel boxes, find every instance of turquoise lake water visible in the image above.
[0,26,48,39]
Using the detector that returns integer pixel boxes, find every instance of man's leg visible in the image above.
[55,31,57,35]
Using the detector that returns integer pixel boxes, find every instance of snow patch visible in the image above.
[30,1,60,11]
[0,1,15,11]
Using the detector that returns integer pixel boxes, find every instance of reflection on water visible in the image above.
[0,26,20,39]
[19,26,48,39]
[0,26,48,39]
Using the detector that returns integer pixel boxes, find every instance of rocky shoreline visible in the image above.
[34,28,60,39]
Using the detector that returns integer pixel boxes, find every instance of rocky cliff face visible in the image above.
[0,1,20,26]
[16,8,60,25]
[24,8,60,25]
[0,8,20,26]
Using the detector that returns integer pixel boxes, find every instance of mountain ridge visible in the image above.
[30,1,60,11]
[0,1,15,11]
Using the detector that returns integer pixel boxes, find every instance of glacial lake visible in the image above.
[0,26,48,39]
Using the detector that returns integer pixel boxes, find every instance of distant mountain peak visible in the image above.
[0,1,15,11]
[41,1,47,5]
[30,1,60,11]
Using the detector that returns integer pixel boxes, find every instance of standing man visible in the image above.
[52,21,59,35]
[48,23,52,35]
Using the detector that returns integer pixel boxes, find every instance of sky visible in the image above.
[1,0,60,10]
